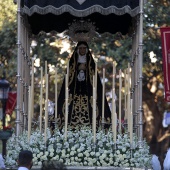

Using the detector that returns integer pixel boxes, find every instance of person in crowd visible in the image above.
[57,41,111,129]
[17,150,33,170]
[41,160,67,170]
[0,154,5,170]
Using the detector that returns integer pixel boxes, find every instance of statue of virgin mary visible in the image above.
[57,41,111,129]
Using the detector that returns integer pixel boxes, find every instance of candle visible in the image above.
[119,69,122,133]
[28,86,31,140]
[31,59,34,119]
[112,62,117,143]
[124,69,127,120]
[46,74,48,107]
[102,68,105,120]
[64,87,69,140]
[130,99,133,145]
[93,79,96,143]
[55,67,58,119]
[44,100,48,143]
[40,67,43,133]
[112,88,117,144]
[93,97,96,144]
[95,62,97,94]
[45,60,47,75]
[112,62,116,89]
[112,62,116,121]
[92,76,95,133]
[67,59,69,82]
[44,74,48,142]
[127,65,131,133]
[94,62,97,141]
[65,73,68,97]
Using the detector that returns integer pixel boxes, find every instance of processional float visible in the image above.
[15,0,144,147]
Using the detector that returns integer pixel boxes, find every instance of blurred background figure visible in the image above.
[0,154,5,170]
[17,150,33,170]
[41,160,67,170]
[151,154,161,170]
[163,148,170,170]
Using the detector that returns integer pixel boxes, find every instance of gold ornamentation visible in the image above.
[70,94,90,126]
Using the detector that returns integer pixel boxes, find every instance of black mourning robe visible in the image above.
[57,42,111,129]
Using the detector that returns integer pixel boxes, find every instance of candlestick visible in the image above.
[31,58,34,119]
[45,60,47,75]
[112,62,116,89]
[130,99,133,145]
[64,87,69,140]
[40,67,43,133]
[55,67,58,119]
[127,64,131,133]
[44,100,48,143]
[124,69,127,121]
[67,59,69,81]
[112,88,117,144]
[46,74,48,105]
[93,84,96,143]
[44,74,48,143]
[65,72,68,96]
[102,68,105,120]
[119,69,122,133]
[95,62,97,137]
[28,86,31,140]
[95,61,97,94]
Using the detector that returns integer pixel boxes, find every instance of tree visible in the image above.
[142,0,170,166]
[1,0,170,167]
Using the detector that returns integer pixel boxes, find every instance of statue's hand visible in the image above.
[78,63,86,70]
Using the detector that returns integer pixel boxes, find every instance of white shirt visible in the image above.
[18,167,29,170]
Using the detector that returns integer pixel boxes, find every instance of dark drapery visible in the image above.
[22,0,139,35]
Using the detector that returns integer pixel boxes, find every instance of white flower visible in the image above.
[116,150,120,154]
[44,151,49,156]
[122,147,126,152]
[37,161,42,166]
[96,152,100,157]
[84,161,88,165]
[5,127,152,168]
[70,151,75,156]
[78,153,83,157]
[49,152,54,157]
[90,151,95,156]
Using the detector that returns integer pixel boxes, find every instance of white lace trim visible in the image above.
[78,55,86,63]
[22,5,140,17]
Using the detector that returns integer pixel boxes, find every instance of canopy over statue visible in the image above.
[22,0,140,35]
[15,0,144,150]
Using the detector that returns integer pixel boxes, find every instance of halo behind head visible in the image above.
[66,20,98,43]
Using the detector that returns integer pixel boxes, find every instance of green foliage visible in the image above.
[1,1,170,164]
[0,1,17,90]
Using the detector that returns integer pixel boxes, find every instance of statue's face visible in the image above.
[78,45,87,55]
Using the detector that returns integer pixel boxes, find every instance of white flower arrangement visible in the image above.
[5,126,152,168]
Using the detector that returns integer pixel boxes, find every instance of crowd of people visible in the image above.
[17,150,67,170]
